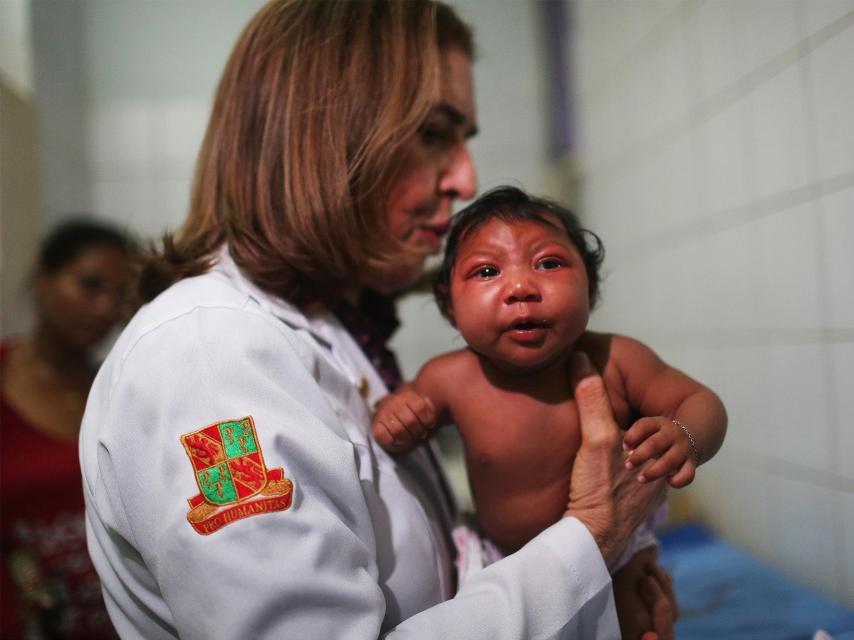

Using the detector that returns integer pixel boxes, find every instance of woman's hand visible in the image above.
[564,352,667,567]
[612,547,678,640]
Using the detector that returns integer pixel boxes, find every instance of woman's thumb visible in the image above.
[569,352,617,442]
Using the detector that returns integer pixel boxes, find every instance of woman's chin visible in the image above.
[363,260,427,295]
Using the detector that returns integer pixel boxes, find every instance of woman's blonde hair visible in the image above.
[140,0,472,305]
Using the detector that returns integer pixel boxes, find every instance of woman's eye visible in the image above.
[418,124,453,147]
[473,266,499,279]
[537,258,564,270]
[77,275,105,293]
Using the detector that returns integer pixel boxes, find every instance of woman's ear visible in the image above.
[34,269,51,302]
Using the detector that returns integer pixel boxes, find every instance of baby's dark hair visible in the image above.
[38,218,131,274]
[434,186,605,318]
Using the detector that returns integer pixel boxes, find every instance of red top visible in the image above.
[1,341,116,639]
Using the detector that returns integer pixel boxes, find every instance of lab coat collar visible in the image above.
[211,246,338,348]
[210,245,397,412]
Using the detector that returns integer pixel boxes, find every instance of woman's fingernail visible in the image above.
[570,352,592,376]
[637,474,647,483]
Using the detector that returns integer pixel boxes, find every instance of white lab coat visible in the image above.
[80,251,619,639]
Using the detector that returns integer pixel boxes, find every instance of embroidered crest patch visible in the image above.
[180,416,293,535]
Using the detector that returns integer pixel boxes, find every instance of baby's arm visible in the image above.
[610,335,727,487]
[372,355,454,454]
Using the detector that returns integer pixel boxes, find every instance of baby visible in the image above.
[372,186,727,564]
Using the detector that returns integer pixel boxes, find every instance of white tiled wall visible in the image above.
[573,0,854,607]
[87,100,210,238]
[80,1,266,239]
[31,0,92,222]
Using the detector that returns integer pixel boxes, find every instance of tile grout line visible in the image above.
[624,327,854,349]
[607,172,854,263]
[583,8,854,189]
[581,1,701,110]
[794,0,846,601]
[717,445,854,495]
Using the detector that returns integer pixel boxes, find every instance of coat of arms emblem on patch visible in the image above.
[180,416,293,535]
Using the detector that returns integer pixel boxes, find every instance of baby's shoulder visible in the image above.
[577,331,656,372]
[413,349,485,416]
[575,330,616,371]
[419,348,480,382]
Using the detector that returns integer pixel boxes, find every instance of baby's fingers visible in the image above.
[666,460,696,488]
[637,447,687,484]
[624,417,662,450]
[372,399,419,449]
[390,404,429,441]
[404,394,437,435]
[372,419,401,450]
[625,430,670,470]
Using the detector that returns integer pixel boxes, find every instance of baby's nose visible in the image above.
[504,276,541,304]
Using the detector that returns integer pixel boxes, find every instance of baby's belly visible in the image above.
[457,404,582,554]
[468,463,573,554]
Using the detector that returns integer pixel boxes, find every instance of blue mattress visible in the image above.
[658,523,854,639]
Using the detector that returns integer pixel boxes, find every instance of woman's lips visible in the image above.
[419,222,450,252]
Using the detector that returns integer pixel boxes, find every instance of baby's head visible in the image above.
[434,186,604,320]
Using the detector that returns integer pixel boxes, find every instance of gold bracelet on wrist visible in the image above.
[672,418,701,466]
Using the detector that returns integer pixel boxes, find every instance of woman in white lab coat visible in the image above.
[80,1,675,638]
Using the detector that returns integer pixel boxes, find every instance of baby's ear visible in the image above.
[434,283,456,327]
[445,305,457,327]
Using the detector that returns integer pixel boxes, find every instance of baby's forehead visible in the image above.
[455,212,573,252]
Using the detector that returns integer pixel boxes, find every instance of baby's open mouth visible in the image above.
[509,319,549,331]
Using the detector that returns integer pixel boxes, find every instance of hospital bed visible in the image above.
[659,523,854,639]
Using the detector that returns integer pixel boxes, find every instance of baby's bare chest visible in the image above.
[452,394,581,479]
[449,381,633,481]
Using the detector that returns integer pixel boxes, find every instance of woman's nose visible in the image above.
[439,144,477,201]
[504,273,541,305]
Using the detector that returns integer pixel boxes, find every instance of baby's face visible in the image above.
[448,216,590,374]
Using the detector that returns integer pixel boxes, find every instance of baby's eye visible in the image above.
[536,258,564,270]
[473,265,500,279]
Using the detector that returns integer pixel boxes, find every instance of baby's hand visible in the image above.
[623,417,697,488]
[372,384,437,454]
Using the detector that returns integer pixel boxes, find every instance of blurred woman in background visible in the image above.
[1,219,133,639]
